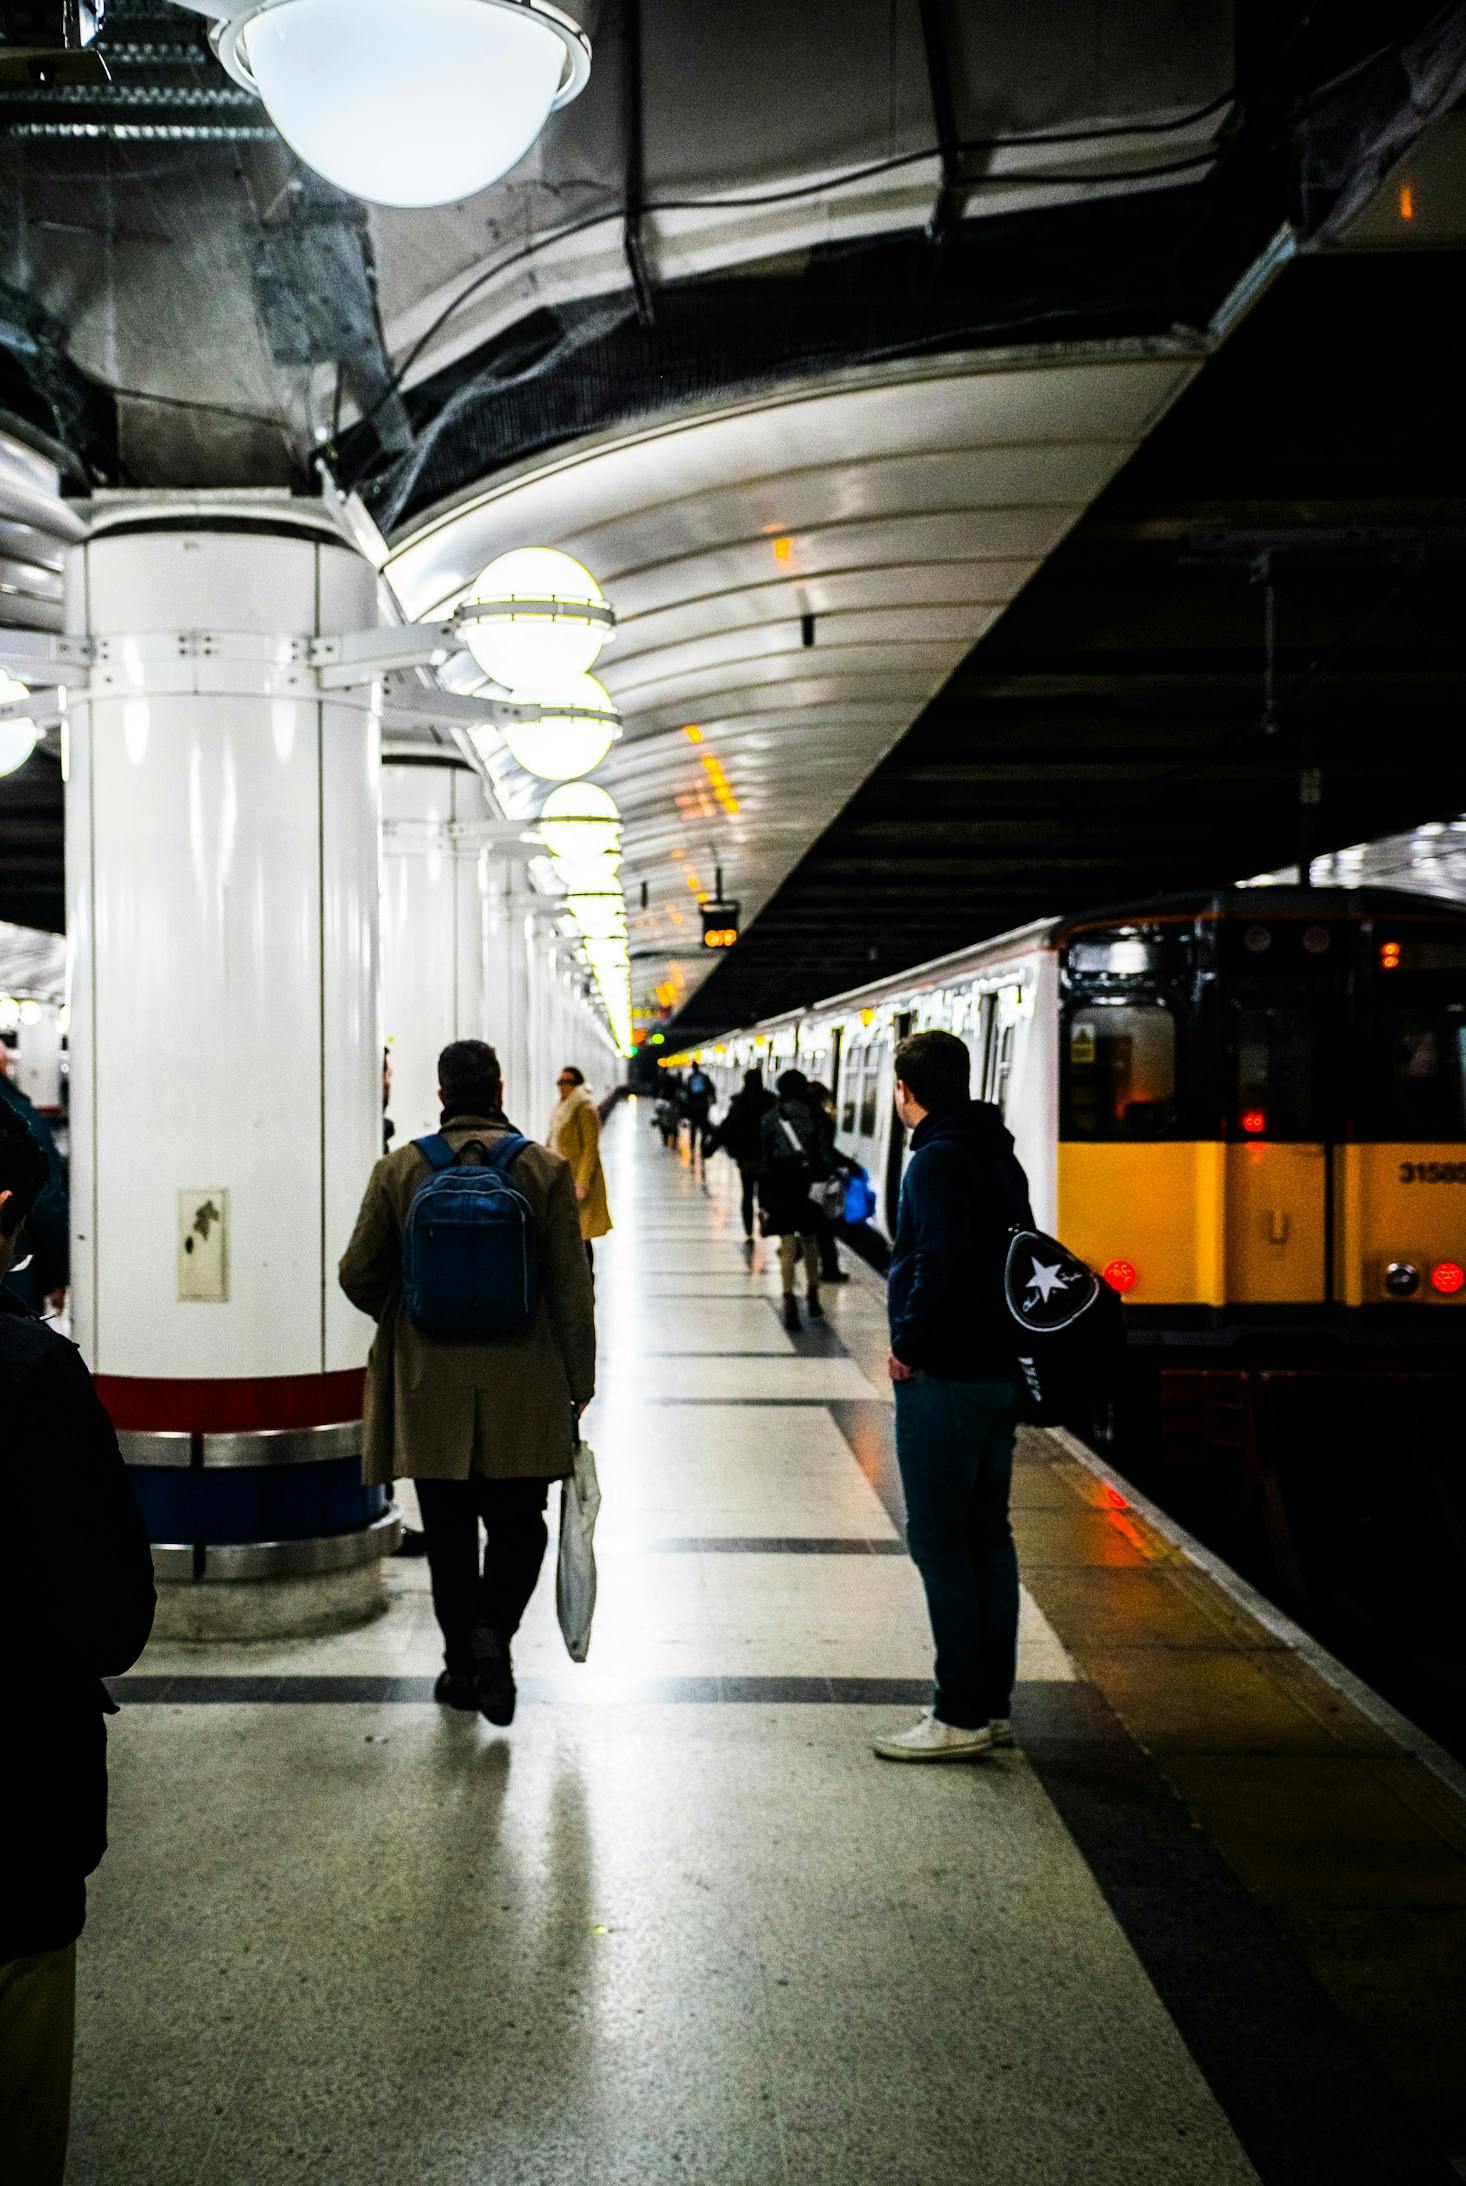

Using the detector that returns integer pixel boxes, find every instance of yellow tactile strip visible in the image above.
[1016,1427,1466,2151]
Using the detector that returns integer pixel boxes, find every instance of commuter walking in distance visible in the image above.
[706,1066,774,1245]
[547,1065,612,1269]
[339,1039,595,1725]
[759,1067,834,1332]
[873,1030,1032,1762]
[683,1063,714,1172]
[0,1102,156,2184]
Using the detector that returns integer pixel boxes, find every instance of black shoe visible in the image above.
[782,1295,801,1333]
[470,1624,516,1726]
[433,1668,478,1712]
[393,1526,429,1558]
[808,1294,825,1322]
[821,1267,850,1284]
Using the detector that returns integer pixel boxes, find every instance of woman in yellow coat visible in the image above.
[547,1067,613,1261]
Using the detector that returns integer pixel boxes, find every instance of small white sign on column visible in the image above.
[177,1188,229,1303]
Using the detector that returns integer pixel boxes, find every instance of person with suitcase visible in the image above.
[339,1038,595,1726]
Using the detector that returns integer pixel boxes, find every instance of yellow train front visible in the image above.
[1051,886,1466,1684]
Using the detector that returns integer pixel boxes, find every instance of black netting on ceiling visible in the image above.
[347,176,1281,534]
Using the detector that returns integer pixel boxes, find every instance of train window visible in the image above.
[1064,1003,1176,1138]
[1385,1003,1466,1136]
[1231,1006,1316,1138]
[990,1018,1017,1113]
[840,1051,859,1136]
[859,1047,883,1137]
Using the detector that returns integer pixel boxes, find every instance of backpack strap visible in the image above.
[413,1130,531,1175]
[483,1132,530,1173]
[413,1133,460,1172]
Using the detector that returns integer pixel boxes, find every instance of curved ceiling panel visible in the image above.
[384,347,1202,1019]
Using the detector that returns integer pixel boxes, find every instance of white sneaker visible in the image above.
[872,1709,994,1762]
[989,1718,1016,1748]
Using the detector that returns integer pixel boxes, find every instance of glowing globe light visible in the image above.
[555,848,621,893]
[538,781,621,862]
[0,672,39,778]
[497,674,619,782]
[221,0,591,209]
[461,547,612,689]
[566,891,627,941]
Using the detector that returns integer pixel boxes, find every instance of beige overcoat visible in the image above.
[546,1085,612,1242]
[338,1114,595,1487]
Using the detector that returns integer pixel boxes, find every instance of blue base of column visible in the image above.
[127,1457,386,1547]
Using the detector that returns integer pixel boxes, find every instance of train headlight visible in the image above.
[1102,1260,1138,1294]
[1430,1261,1464,1296]
[1384,1262,1420,1297]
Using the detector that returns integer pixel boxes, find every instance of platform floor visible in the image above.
[85,1104,1466,2184]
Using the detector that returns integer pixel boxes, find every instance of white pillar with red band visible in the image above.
[65,503,396,1633]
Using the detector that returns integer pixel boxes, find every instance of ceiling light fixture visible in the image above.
[197,0,592,209]
[491,673,620,781]
[461,546,612,689]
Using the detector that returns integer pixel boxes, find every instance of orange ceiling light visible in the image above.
[701,753,740,817]
[682,724,703,743]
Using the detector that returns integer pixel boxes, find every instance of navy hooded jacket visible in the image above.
[887,1100,1032,1380]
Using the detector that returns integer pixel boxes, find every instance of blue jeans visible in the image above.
[894,1373,1021,1729]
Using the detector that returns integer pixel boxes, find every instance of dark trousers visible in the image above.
[736,1159,759,1237]
[894,1373,1020,1728]
[414,1474,552,1675]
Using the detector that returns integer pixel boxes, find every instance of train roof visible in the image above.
[1052,884,1466,939]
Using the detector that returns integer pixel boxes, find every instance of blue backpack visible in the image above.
[401,1133,539,1340]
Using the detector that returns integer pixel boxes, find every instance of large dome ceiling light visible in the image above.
[491,673,620,782]
[202,0,592,209]
[461,546,613,690]
[538,780,621,889]
[0,672,40,779]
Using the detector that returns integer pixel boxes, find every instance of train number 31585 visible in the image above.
[1399,1161,1466,1183]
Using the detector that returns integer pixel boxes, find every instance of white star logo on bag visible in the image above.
[1025,1260,1075,1306]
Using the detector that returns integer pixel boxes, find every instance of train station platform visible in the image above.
[87,1103,1466,2185]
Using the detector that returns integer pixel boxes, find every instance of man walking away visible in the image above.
[872,1029,1032,1762]
[546,1066,612,1270]
[0,1102,156,2184]
[759,1067,834,1332]
[683,1065,714,1172]
[706,1067,774,1245]
[339,1039,595,1726]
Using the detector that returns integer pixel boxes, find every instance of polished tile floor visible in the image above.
[73,1106,1461,2183]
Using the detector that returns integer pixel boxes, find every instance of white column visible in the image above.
[381,757,490,1146]
[65,504,393,1636]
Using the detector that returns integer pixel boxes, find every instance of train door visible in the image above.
[1222,991,1331,1305]
[883,1011,914,1232]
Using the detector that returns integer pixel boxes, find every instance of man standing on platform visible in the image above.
[872,1029,1032,1763]
[339,1039,595,1726]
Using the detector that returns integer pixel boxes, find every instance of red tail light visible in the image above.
[1103,1259,1137,1293]
[1241,1109,1266,1135]
[1430,1261,1464,1295]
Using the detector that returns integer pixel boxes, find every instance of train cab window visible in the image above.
[1386,1002,1466,1137]
[1231,1005,1316,1139]
[1064,1002,1176,1138]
